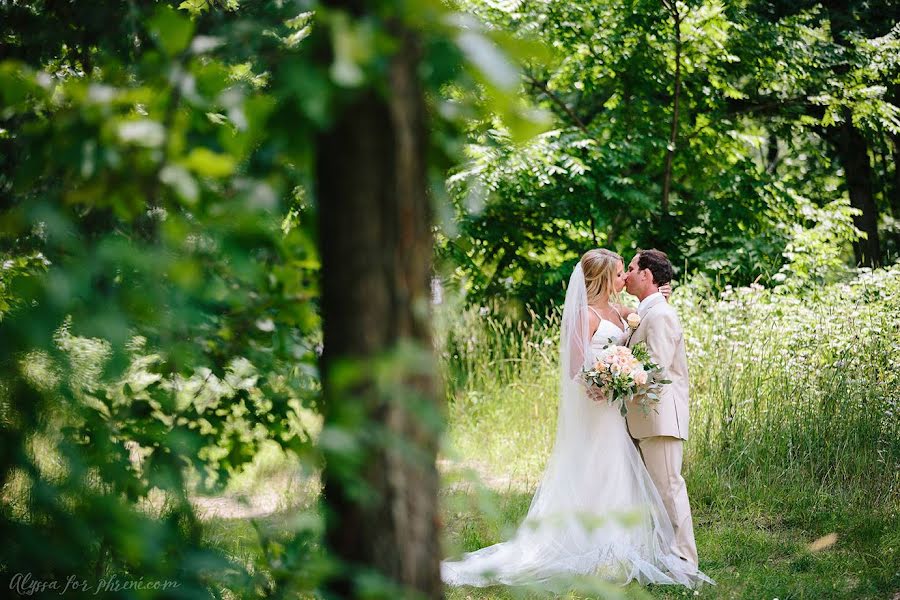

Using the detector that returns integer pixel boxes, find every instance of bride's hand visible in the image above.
[660,283,673,301]
[584,385,606,403]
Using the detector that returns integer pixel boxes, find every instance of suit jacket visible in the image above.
[625,293,689,440]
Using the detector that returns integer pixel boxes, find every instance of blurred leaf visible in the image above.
[149,5,196,56]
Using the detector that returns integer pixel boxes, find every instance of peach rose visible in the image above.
[633,369,648,385]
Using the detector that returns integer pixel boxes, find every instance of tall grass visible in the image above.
[436,304,562,482]
[678,269,900,506]
[437,266,900,507]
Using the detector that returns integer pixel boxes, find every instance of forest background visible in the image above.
[0,1,898,599]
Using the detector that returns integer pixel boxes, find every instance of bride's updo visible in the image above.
[580,248,623,303]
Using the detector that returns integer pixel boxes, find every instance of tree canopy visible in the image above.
[440,0,900,310]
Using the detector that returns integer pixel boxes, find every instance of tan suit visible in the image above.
[626,293,698,566]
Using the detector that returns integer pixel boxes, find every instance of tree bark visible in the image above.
[765,131,780,174]
[890,132,900,220]
[316,14,442,600]
[823,4,882,267]
[828,115,882,267]
[889,83,900,221]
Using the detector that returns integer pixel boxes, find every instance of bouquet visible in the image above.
[581,342,669,416]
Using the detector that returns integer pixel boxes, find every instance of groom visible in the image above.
[624,249,699,567]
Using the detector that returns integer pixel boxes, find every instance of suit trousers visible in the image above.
[638,436,699,566]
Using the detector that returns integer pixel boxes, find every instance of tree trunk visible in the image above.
[316,15,442,600]
[891,132,900,220]
[890,82,900,221]
[829,116,882,267]
[824,5,882,267]
[766,131,780,174]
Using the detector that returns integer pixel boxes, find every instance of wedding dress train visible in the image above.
[441,265,712,589]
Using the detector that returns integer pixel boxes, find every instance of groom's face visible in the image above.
[625,255,646,296]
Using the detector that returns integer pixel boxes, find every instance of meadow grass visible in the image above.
[438,267,900,599]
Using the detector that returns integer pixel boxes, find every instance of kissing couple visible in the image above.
[442,248,713,590]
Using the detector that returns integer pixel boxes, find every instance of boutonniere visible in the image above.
[626,313,641,330]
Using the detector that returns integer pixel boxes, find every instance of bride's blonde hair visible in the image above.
[580,248,623,304]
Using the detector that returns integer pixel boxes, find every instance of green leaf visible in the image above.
[149,5,195,56]
[181,148,237,178]
[178,0,209,16]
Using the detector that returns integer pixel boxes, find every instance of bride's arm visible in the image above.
[570,310,609,401]
[568,308,600,380]
[587,308,600,339]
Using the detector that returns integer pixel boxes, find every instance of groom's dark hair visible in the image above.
[637,249,674,285]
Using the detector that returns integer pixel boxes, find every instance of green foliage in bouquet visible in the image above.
[629,342,652,366]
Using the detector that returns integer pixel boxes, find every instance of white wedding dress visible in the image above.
[441,264,712,590]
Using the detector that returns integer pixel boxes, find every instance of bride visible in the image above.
[441,249,712,589]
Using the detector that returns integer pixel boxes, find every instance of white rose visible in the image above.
[627,313,641,329]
